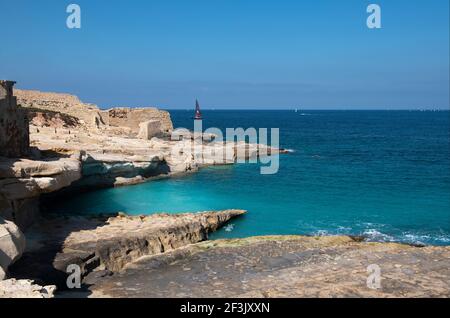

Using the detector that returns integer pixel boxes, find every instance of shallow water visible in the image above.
[47,110,450,246]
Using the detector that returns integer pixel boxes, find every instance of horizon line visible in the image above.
[155,108,450,111]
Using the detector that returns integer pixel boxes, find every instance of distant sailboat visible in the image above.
[194,99,203,120]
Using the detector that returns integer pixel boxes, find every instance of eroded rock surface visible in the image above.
[0,154,82,228]
[100,107,173,134]
[0,279,56,298]
[0,81,30,158]
[86,236,450,298]
[15,89,173,135]
[10,210,245,288]
[2,87,278,228]
[0,218,26,279]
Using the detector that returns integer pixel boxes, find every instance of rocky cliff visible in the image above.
[1,84,280,296]
[10,210,246,288]
[100,107,173,134]
[0,153,82,229]
[0,218,25,280]
[15,89,100,130]
[2,86,276,224]
[0,279,55,298]
[15,89,173,137]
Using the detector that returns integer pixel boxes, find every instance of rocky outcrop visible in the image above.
[15,89,102,130]
[16,89,173,137]
[0,81,30,158]
[52,151,166,191]
[87,235,450,298]
[27,125,279,190]
[2,87,278,229]
[0,156,82,198]
[15,87,281,188]
[28,109,80,129]
[0,279,56,298]
[0,217,26,280]
[100,108,173,135]
[2,86,282,291]
[10,210,245,288]
[0,155,82,229]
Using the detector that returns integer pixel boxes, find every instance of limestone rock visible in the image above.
[0,217,26,279]
[100,107,173,134]
[0,157,81,200]
[0,156,81,229]
[10,210,246,287]
[29,110,80,129]
[0,266,5,280]
[0,279,56,298]
[138,120,163,140]
[15,89,102,130]
[0,81,30,158]
[87,235,450,298]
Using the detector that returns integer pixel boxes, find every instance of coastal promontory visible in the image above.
[1,81,449,298]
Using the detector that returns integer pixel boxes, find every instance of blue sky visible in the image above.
[1,0,449,109]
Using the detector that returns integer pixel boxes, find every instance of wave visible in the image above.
[362,229,395,242]
[308,226,450,246]
[362,229,450,246]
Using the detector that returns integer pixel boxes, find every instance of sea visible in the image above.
[46,110,450,246]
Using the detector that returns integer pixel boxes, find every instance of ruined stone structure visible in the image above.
[15,89,173,138]
[15,89,104,130]
[0,81,30,158]
[138,120,162,140]
[100,108,173,135]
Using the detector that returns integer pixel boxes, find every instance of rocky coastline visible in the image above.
[0,81,279,297]
[1,80,449,298]
[9,210,246,290]
[88,235,450,298]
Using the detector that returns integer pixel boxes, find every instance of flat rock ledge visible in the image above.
[87,235,450,298]
[0,279,56,298]
[9,210,245,289]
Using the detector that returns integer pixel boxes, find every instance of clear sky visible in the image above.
[1,0,449,109]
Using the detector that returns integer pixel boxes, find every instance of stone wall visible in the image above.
[0,81,30,158]
[100,108,173,134]
[138,120,162,140]
[15,89,104,129]
[15,89,174,136]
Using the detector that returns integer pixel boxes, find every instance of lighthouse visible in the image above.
[194,99,202,120]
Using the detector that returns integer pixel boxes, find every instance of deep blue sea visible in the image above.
[48,110,450,246]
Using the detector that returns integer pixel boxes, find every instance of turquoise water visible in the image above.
[47,111,450,246]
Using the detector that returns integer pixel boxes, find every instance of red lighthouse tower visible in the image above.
[194,99,202,120]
